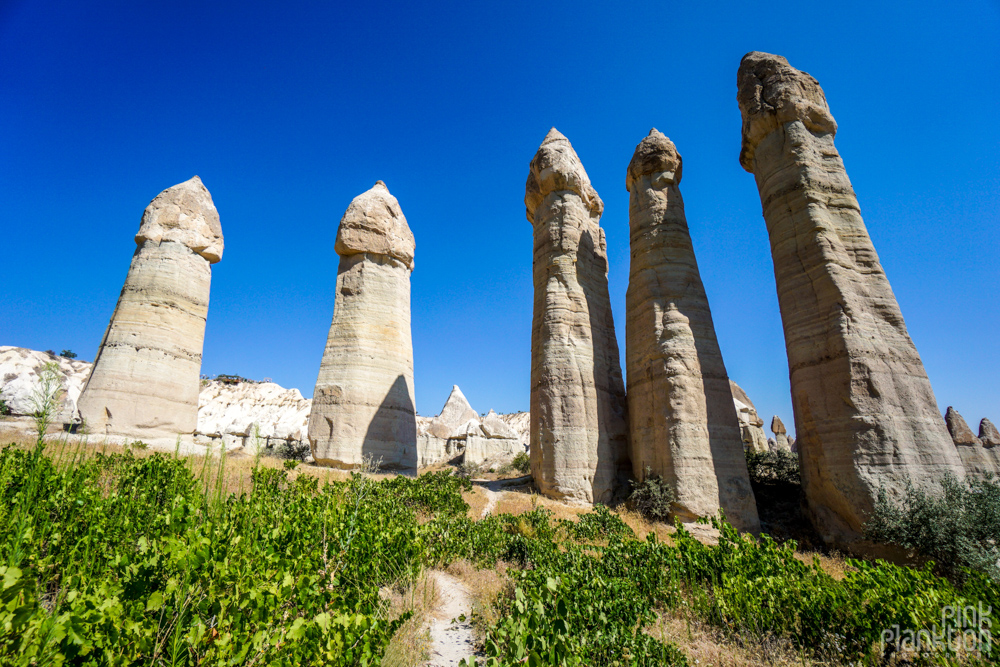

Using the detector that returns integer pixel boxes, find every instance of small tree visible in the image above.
[60,349,77,359]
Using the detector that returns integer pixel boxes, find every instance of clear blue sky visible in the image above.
[2,1,998,433]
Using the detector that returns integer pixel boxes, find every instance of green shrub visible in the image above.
[59,349,77,359]
[745,449,800,485]
[275,439,310,462]
[628,467,675,522]
[865,472,1000,582]
[0,397,9,416]
[511,451,530,474]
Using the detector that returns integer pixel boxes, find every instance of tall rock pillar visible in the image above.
[625,130,759,531]
[526,128,630,503]
[736,51,965,547]
[308,181,417,471]
[79,176,223,443]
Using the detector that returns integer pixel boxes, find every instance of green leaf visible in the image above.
[146,591,163,612]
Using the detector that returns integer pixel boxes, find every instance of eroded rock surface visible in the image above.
[946,407,993,477]
[308,182,417,471]
[526,129,630,503]
[737,52,965,548]
[625,129,758,531]
[78,177,223,445]
[730,380,769,454]
[770,415,790,452]
[416,387,525,468]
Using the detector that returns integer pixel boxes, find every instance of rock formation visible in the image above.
[525,128,630,503]
[78,177,223,444]
[625,129,758,530]
[737,52,966,547]
[730,380,769,453]
[308,181,417,471]
[980,418,1000,473]
[980,418,1000,447]
[416,386,525,468]
[945,407,993,477]
[770,415,790,452]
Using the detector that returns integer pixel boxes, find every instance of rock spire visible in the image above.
[78,177,222,443]
[946,407,993,477]
[308,181,417,470]
[625,129,758,531]
[525,128,630,503]
[770,415,790,452]
[736,52,965,548]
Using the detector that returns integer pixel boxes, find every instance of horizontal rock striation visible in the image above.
[78,176,223,443]
[625,129,758,531]
[308,181,417,471]
[737,52,965,548]
[526,128,630,504]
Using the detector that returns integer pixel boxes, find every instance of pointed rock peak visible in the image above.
[435,384,478,427]
[945,407,981,446]
[770,415,786,434]
[335,180,415,267]
[541,127,568,145]
[737,51,837,173]
[979,418,1000,447]
[525,128,602,222]
[135,176,224,263]
[729,380,756,412]
[626,129,682,191]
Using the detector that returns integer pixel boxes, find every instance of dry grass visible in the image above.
[445,559,511,642]
[380,571,438,667]
[492,486,591,522]
[614,508,677,544]
[648,611,820,667]
[463,485,490,520]
[794,549,851,580]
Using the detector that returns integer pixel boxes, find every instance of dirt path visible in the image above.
[425,571,477,666]
[473,475,531,519]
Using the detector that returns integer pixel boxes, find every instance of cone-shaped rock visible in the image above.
[427,385,479,439]
[770,415,791,452]
[737,52,965,547]
[78,176,223,443]
[946,407,993,477]
[625,130,758,531]
[308,181,417,470]
[980,419,1000,447]
[526,128,629,503]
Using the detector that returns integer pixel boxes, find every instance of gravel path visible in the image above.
[425,571,477,666]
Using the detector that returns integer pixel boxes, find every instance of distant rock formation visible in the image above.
[625,129,758,531]
[416,386,524,468]
[946,407,994,478]
[737,52,965,549]
[980,418,1000,447]
[308,182,417,471]
[0,346,310,453]
[0,347,90,424]
[525,128,630,503]
[770,415,790,452]
[730,380,769,454]
[78,177,223,445]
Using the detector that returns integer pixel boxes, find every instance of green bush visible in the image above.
[511,451,530,474]
[628,467,675,522]
[0,397,9,416]
[866,472,1000,582]
[745,449,800,485]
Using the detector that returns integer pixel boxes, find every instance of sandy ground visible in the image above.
[425,571,478,666]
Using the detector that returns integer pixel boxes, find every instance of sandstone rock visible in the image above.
[737,52,966,548]
[625,129,758,531]
[945,407,993,477]
[308,182,417,471]
[526,128,630,503]
[0,346,91,423]
[481,409,517,440]
[497,411,530,447]
[197,380,311,441]
[78,177,223,445]
[770,415,790,452]
[427,385,479,439]
[730,380,769,454]
[979,418,1000,447]
[767,437,777,451]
